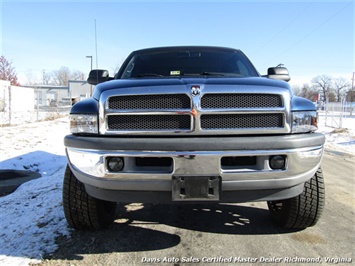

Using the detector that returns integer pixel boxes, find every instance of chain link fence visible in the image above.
[0,107,70,127]
[323,100,355,129]
[0,82,71,126]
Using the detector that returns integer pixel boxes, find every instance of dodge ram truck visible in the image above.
[63,46,325,230]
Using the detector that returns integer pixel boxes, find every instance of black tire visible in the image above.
[267,167,325,229]
[63,165,117,230]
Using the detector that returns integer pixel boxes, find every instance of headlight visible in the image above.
[292,111,317,133]
[70,114,98,134]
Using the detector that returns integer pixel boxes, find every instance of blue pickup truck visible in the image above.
[63,46,325,230]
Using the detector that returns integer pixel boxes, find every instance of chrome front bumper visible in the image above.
[65,133,325,203]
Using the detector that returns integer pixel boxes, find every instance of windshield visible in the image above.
[118,49,259,79]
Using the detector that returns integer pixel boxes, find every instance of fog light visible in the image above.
[107,157,124,172]
[269,155,286,170]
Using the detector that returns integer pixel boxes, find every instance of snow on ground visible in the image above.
[0,117,71,265]
[0,113,354,265]
[317,112,355,155]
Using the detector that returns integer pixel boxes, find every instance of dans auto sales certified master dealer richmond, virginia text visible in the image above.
[141,256,353,264]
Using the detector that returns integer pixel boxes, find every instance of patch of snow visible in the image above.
[317,112,355,155]
[0,117,71,265]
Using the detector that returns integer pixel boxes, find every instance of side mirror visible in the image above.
[266,67,291,82]
[87,69,111,85]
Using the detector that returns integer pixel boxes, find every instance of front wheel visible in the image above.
[267,167,325,229]
[62,165,117,230]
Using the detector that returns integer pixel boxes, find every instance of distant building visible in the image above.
[68,80,92,104]
[23,80,91,107]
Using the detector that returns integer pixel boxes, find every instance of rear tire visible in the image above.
[63,165,117,230]
[267,167,325,229]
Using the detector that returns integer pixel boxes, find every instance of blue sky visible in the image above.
[1,0,354,86]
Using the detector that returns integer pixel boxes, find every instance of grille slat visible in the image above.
[108,94,191,110]
[201,114,284,129]
[201,94,282,109]
[108,115,191,131]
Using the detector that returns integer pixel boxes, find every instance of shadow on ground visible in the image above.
[0,150,66,196]
[0,169,41,196]
[46,203,299,261]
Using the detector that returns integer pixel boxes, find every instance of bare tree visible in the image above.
[292,83,316,101]
[24,69,53,85]
[333,77,350,102]
[311,75,333,102]
[52,66,70,86]
[0,55,20,86]
[291,84,301,96]
[24,70,38,85]
[52,66,85,86]
[71,70,85,81]
[328,91,336,102]
[42,70,52,85]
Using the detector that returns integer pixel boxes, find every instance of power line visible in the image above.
[253,2,312,54]
[262,1,352,67]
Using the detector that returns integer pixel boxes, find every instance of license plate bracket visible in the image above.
[172,176,221,201]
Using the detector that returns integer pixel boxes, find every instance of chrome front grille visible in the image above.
[201,114,284,130]
[201,94,283,109]
[101,87,290,135]
[108,94,191,110]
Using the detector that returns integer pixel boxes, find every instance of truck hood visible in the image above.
[92,77,291,100]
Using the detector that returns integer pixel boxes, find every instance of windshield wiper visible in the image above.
[135,73,164,78]
[200,72,227,76]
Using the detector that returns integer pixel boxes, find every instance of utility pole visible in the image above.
[95,19,98,69]
[42,69,45,84]
[86,56,93,95]
[351,72,355,102]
